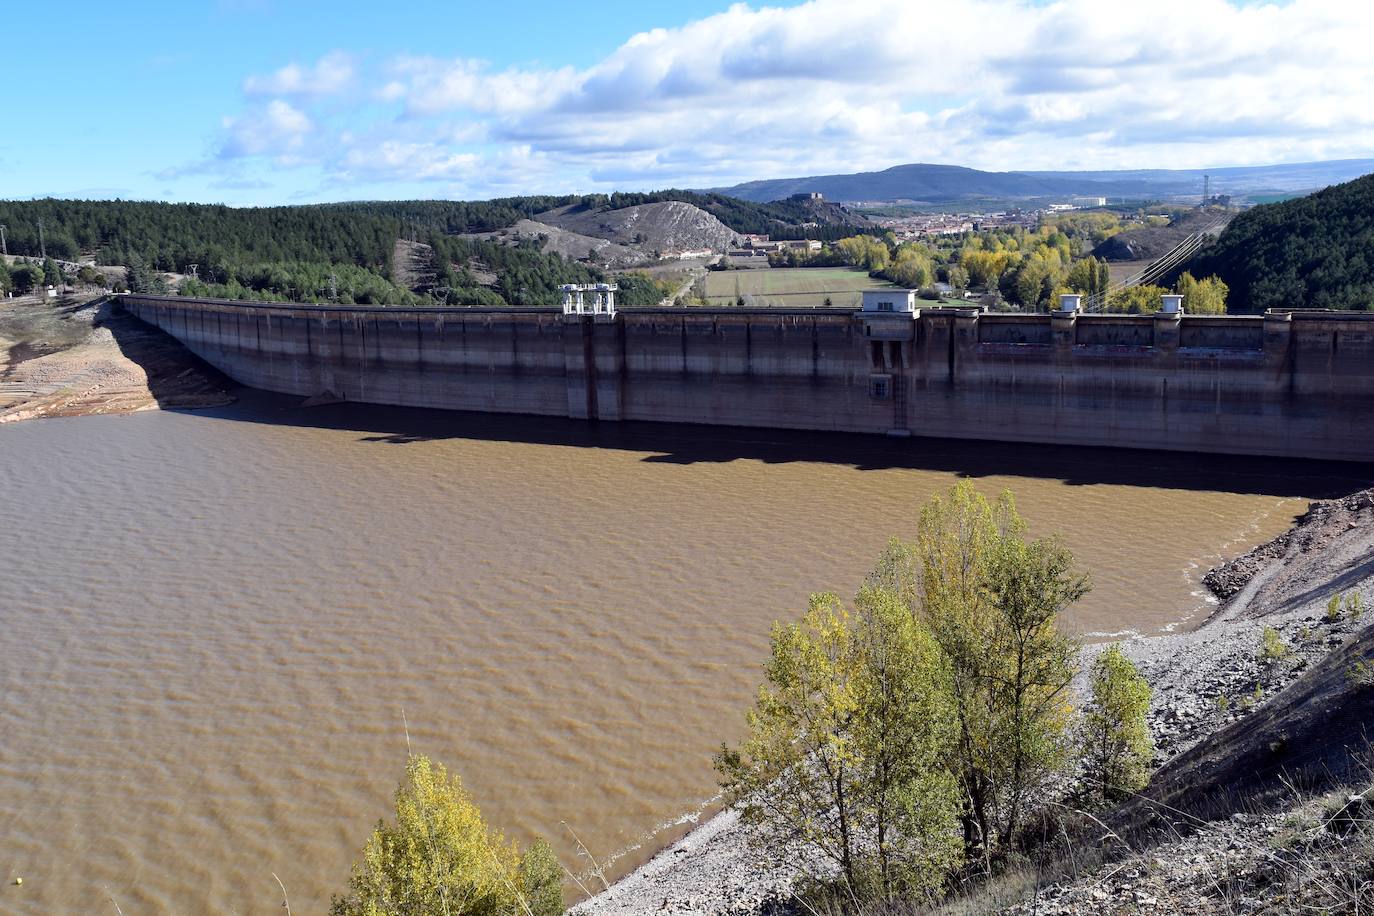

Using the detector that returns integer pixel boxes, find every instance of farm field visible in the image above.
[702,267,896,307]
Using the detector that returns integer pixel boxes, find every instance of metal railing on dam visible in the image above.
[116,294,1374,462]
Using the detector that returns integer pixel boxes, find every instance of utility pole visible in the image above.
[328,273,338,302]
[187,263,199,281]
[0,224,7,257]
[38,219,46,259]
[1202,174,1210,208]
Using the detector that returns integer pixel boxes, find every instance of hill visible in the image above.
[714,159,1374,205]
[1186,172,1374,312]
[477,218,647,269]
[0,193,864,306]
[535,200,739,255]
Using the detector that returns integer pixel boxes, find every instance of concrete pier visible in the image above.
[118,295,1374,462]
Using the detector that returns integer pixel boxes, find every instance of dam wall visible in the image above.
[118,295,1374,462]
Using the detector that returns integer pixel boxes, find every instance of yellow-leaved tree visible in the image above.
[331,754,562,916]
[715,588,963,903]
[1077,644,1154,803]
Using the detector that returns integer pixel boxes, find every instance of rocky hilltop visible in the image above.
[535,201,739,257]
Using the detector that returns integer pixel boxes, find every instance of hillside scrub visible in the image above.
[1189,172,1374,312]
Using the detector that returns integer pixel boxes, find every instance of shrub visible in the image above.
[1260,626,1289,662]
[1328,593,1345,622]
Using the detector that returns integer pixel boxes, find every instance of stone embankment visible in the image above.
[0,294,230,423]
[571,488,1374,915]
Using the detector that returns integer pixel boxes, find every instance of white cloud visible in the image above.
[340,141,479,180]
[202,0,1374,196]
[218,99,315,162]
[244,51,355,97]
[382,55,576,116]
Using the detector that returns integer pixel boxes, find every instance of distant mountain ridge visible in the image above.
[713,159,1374,204]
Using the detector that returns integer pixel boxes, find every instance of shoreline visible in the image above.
[0,295,230,424]
[570,487,1374,915]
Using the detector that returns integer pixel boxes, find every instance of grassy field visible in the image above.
[703,267,896,307]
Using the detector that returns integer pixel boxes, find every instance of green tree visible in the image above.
[1175,271,1228,314]
[1077,644,1153,803]
[126,253,168,294]
[518,840,563,916]
[43,257,62,288]
[331,754,563,916]
[715,587,962,902]
[10,263,43,293]
[883,245,934,288]
[1066,256,1108,300]
[0,261,10,294]
[1105,284,1169,314]
[868,481,1087,860]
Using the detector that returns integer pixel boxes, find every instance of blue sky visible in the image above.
[6,0,1370,205]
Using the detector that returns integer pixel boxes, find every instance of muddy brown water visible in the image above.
[1,393,1362,913]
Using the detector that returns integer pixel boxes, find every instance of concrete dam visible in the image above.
[117,293,1374,462]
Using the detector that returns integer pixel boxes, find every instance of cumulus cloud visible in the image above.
[218,99,315,162]
[201,0,1374,196]
[382,56,575,116]
[243,51,356,97]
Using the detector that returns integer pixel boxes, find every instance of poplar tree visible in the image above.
[867,481,1087,861]
[331,754,563,916]
[1078,644,1154,803]
[715,589,963,900]
[1175,270,1229,314]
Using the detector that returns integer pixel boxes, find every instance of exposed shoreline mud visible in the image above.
[571,488,1374,915]
[0,295,231,424]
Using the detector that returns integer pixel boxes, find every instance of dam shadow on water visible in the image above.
[200,385,1373,500]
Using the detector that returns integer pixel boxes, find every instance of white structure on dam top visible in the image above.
[861,289,918,313]
[561,283,617,317]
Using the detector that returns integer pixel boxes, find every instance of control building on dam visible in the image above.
[116,288,1374,463]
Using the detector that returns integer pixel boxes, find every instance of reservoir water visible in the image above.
[1,394,1357,912]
